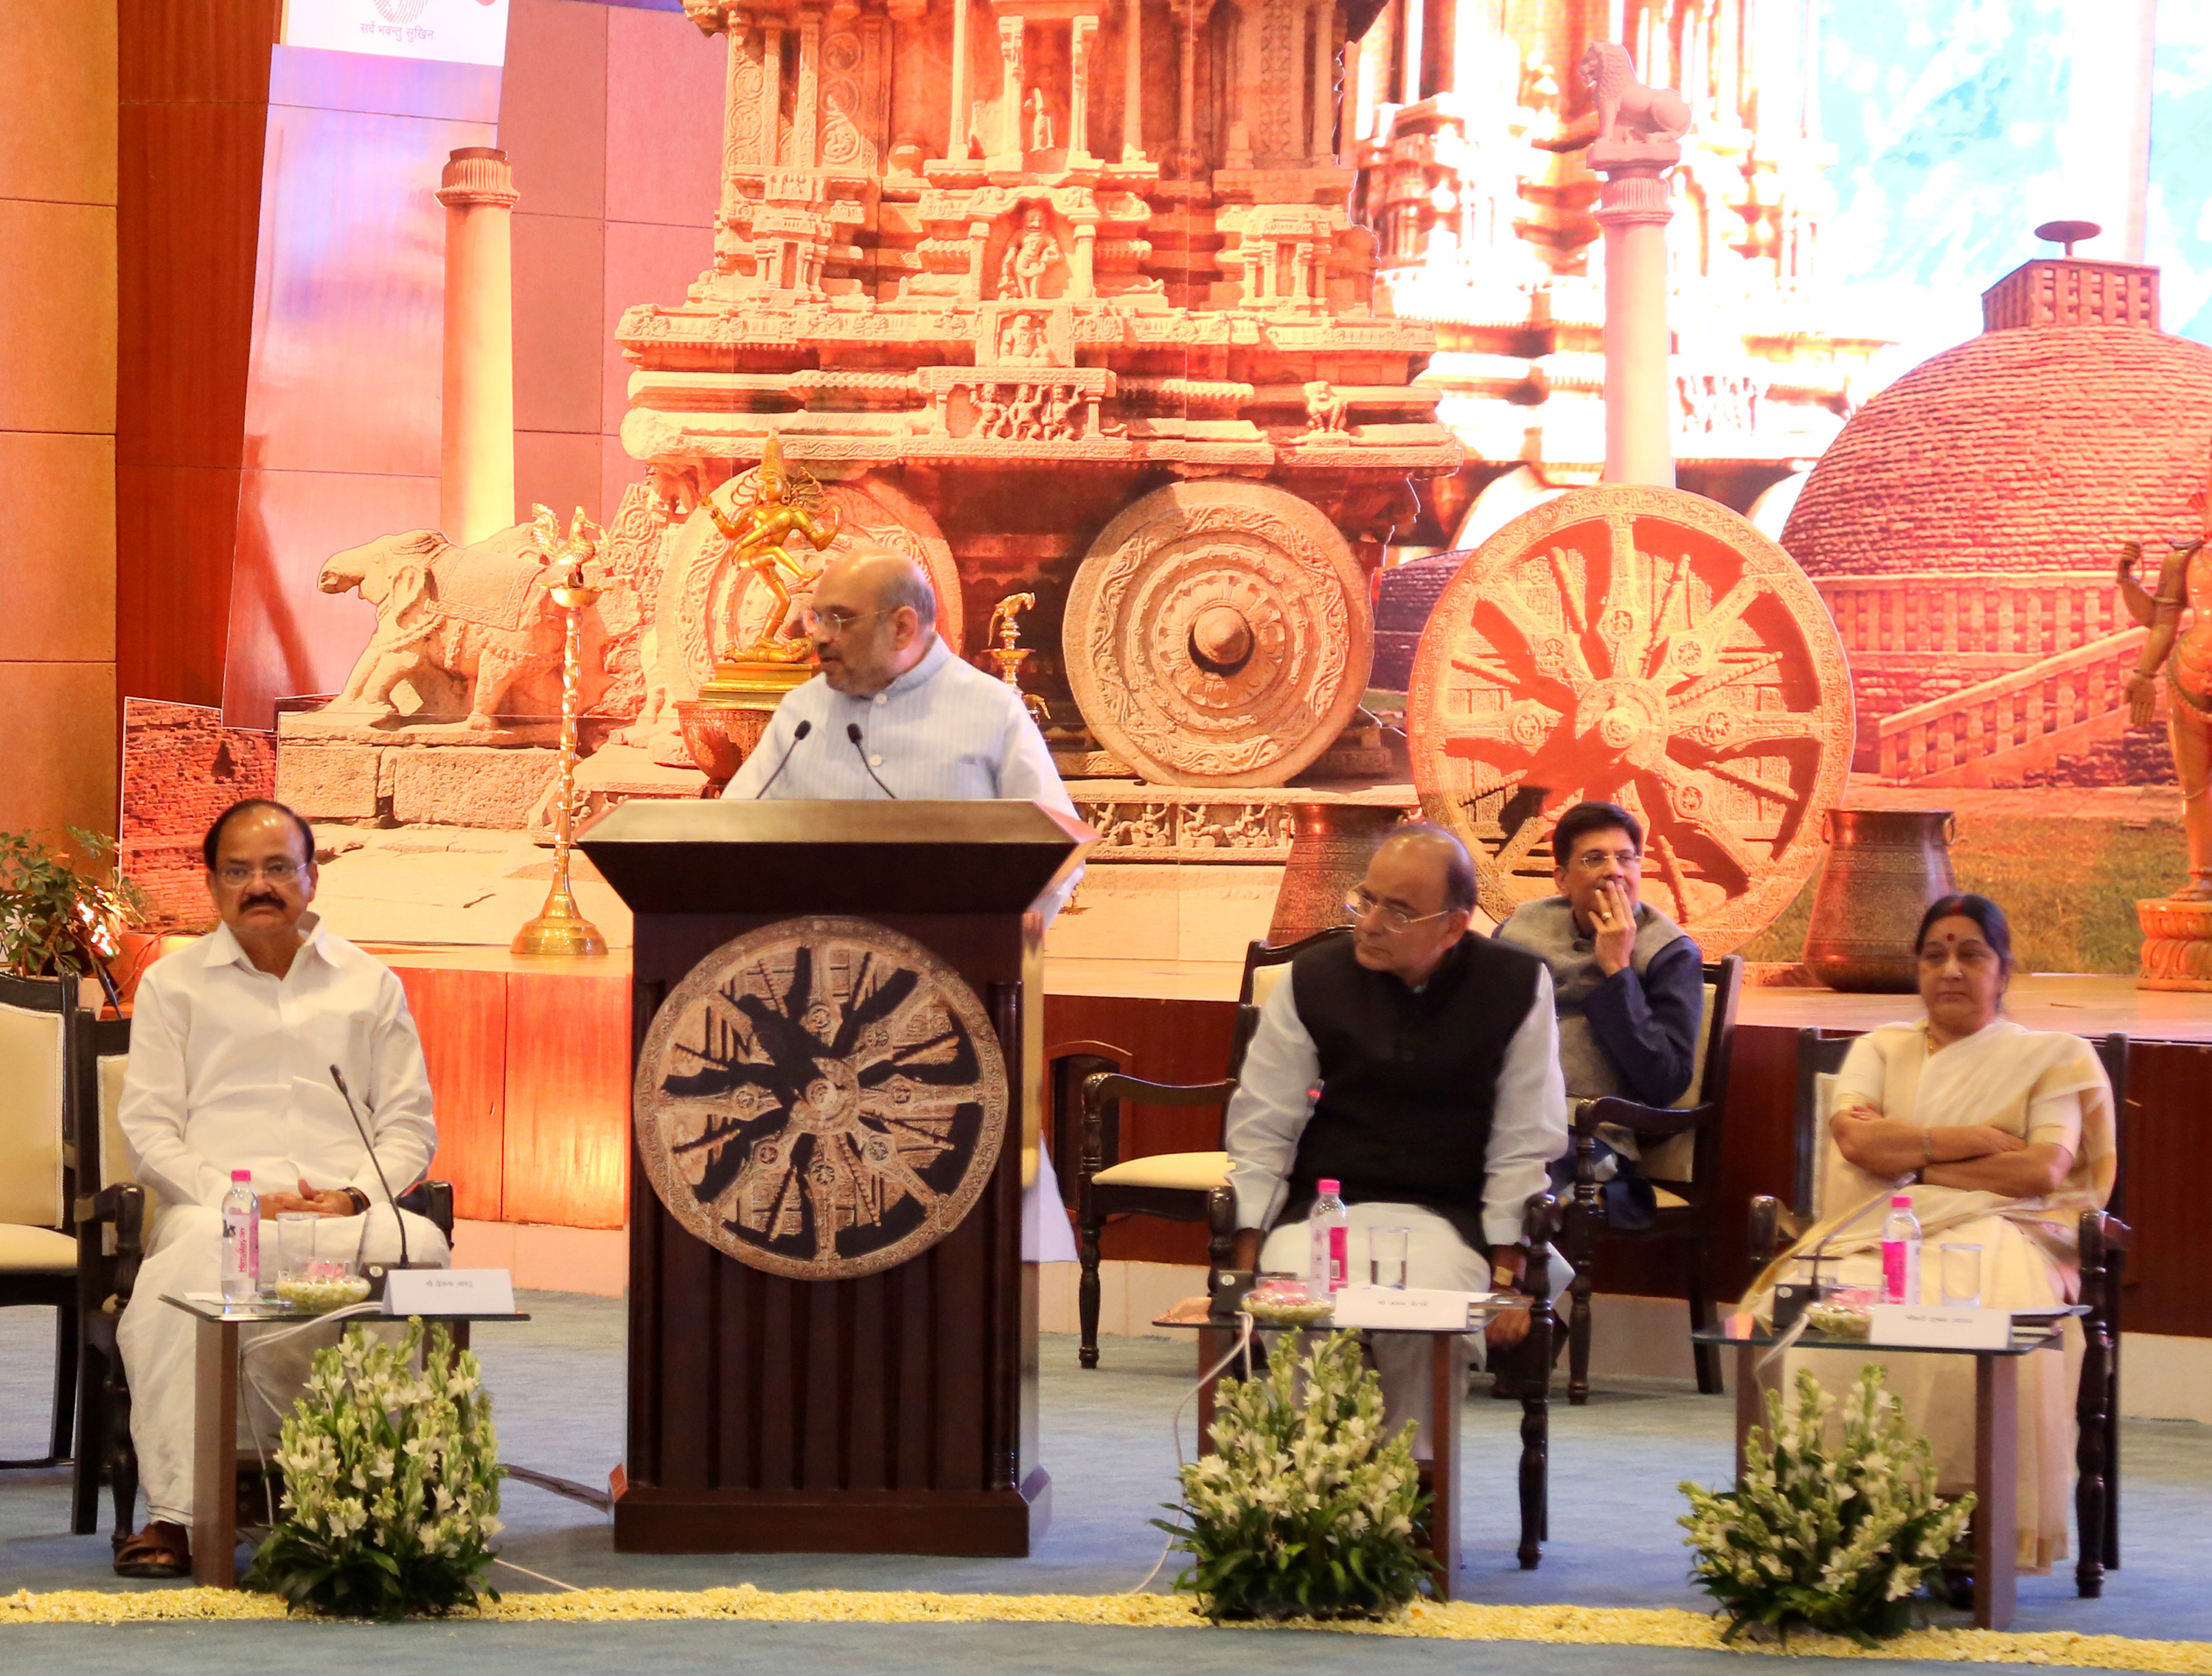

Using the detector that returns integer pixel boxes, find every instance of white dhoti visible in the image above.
[1258,1202,1567,1461]
[1023,1135,1078,1264]
[118,1203,450,1527]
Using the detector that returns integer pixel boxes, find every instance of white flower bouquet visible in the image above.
[244,1318,505,1618]
[1155,1329,1433,1621]
[1679,1365,1974,1646]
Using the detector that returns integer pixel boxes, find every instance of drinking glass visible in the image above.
[274,1212,319,1283]
[1368,1226,1410,1290]
[1938,1242,1983,1310]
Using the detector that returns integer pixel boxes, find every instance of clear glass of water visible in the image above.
[1938,1242,1983,1310]
[274,1212,319,1288]
[1368,1226,1410,1290]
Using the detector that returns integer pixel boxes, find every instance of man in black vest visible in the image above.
[1224,823,1568,1452]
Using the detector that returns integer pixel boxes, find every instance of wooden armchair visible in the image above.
[1068,928,1343,1369]
[1557,953,1743,1403]
[1750,1028,2130,1601]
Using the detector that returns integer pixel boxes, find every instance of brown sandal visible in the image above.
[112,1520,192,1579]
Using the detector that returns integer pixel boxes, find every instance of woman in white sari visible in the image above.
[1747,894,2117,1576]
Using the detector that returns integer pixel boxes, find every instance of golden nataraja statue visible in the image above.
[706,435,841,662]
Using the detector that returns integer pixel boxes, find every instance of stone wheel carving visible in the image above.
[1406,485,1854,954]
[1064,481,1372,787]
[633,917,1008,1281]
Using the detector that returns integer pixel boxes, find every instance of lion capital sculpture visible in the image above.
[1580,42,1691,147]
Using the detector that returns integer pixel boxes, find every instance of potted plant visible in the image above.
[245,1318,505,1620]
[1679,1365,1975,1647]
[0,827,144,1009]
[1154,1329,1434,1621]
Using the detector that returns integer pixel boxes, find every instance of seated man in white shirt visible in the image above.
[112,799,445,1577]
[1224,824,1568,1453]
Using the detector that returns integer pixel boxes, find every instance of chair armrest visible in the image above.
[2080,1207,2133,1255]
[1576,1095,1717,1138]
[396,1180,456,1244]
[1079,1071,1236,1178]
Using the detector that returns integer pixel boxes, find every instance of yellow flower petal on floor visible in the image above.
[4,1584,2209,1672]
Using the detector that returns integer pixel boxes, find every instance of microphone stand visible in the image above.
[330,1065,434,1298]
[846,723,899,799]
[752,718,813,796]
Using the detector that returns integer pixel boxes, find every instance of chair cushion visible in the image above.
[0,1223,77,1273]
[1092,1151,1231,1192]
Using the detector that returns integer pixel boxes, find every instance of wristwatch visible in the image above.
[341,1186,372,1216]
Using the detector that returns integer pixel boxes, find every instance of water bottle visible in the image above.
[1880,1193,1921,1306]
[1307,1178,1350,1295]
[220,1169,260,1305]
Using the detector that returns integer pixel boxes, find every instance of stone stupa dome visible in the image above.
[1782,258,2212,576]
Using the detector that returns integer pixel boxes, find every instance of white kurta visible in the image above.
[723,635,1082,1262]
[116,916,448,1527]
[1228,958,1570,1451]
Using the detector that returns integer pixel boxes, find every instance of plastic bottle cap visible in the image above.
[1891,1194,1912,1207]
[1317,1178,1341,1195]
[232,1169,251,1182]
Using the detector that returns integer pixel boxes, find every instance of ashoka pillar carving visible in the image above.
[1406,485,1854,954]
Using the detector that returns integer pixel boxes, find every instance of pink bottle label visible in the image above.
[226,1211,258,1279]
[1881,1239,1908,1304]
[1326,1225,1347,1292]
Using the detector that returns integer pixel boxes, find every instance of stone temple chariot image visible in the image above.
[604,0,1456,793]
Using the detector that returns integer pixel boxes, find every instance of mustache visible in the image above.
[240,892,285,911]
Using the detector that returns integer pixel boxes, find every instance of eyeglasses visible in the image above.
[1341,889,1454,934]
[215,859,302,886]
[1570,848,1642,873]
[801,605,892,637]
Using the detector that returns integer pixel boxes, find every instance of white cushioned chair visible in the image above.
[0,973,91,1468]
[1069,928,1339,1369]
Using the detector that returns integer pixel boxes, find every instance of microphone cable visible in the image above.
[751,718,813,796]
[845,722,899,799]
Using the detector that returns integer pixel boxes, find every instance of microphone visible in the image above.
[846,722,899,799]
[330,1065,429,1293]
[751,718,813,797]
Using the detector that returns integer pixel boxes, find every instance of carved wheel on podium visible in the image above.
[1406,485,1854,955]
[633,917,1009,1280]
[1063,480,1373,787]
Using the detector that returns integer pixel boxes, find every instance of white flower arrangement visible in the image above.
[1679,1365,1975,1646]
[1155,1329,1433,1621]
[243,1318,504,1618]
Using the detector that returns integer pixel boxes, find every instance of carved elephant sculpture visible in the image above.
[319,525,568,728]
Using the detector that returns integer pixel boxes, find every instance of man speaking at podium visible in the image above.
[720,543,1082,1261]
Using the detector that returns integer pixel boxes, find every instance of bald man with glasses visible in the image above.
[1222,823,1568,1453]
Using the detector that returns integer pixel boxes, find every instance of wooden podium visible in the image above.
[581,799,1087,1556]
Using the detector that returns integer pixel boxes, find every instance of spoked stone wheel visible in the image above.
[1406,484,1854,953]
[1063,480,1373,787]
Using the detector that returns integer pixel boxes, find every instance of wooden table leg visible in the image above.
[190,1316,240,1588]
[1734,1342,1759,1484]
[1194,1325,1222,1455]
[1974,1353,2019,1631]
[1429,1334,1460,1596]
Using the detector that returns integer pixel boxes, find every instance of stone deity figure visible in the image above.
[1026,87,1054,152]
[2118,474,2212,900]
[705,435,841,662]
[999,208,1059,300]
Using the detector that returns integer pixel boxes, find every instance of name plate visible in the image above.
[1328,1286,1495,1331]
[383,1268,515,1317]
[1867,1304,2011,1349]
